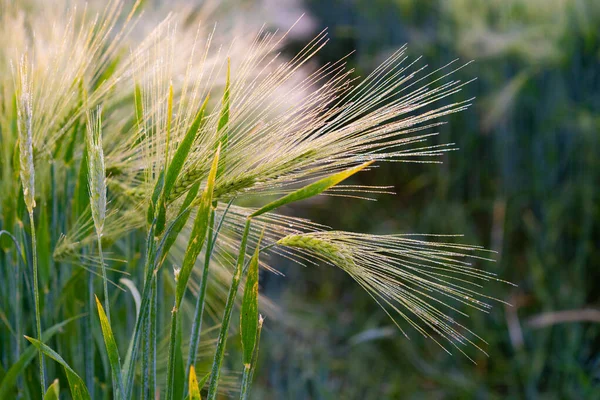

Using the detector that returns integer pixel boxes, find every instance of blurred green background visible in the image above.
[253,0,600,398]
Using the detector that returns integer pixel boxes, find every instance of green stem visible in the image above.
[29,211,46,393]
[207,218,252,400]
[241,317,263,400]
[97,234,110,323]
[149,274,157,400]
[239,365,252,400]
[184,209,215,391]
[165,300,179,400]
[85,246,95,399]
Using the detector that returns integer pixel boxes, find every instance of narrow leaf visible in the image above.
[0,316,82,398]
[25,336,91,400]
[217,58,231,144]
[241,240,261,365]
[134,84,144,130]
[216,59,230,177]
[43,379,60,400]
[250,161,374,217]
[160,181,201,265]
[147,169,165,226]
[188,366,201,400]
[198,371,210,389]
[95,296,125,399]
[175,144,220,307]
[163,95,210,202]
[156,95,210,235]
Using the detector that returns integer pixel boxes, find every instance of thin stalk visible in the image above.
[165,300,179,400]
[239,316,264,400]
[142,302,150,398]
[29,211,46,393]
[125,201,213,397]
[184,199,234,396]
[86,255,95,400]
[97,234,110,325]
[149,273,157,400]
[206,218,252,400]
[183,209,215,391]
[123,225,156,398]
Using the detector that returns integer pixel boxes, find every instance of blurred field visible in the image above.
[255,0,600,398]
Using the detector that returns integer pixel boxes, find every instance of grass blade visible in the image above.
[240,316,264,400]
[175,144,220,308]
[241,237,261,365]
[0,316,82,398]
[206,218,252,400]
[167,145,220,400]
[250,161,374,217]
[25,336,92,400]
[156,95,210,235]
[95,296,125,399]
[160,181,201,266]
[188,366,201,400]
[185,199,234,395]
[216,58,231,177]
[43,379,60,400]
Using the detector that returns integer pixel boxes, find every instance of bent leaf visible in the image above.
[241,238,261,365]
[0,316,82,398]
[175,144,220,307]
[250,161,374,217]
[25,336,91,400]
[95,296,125,399]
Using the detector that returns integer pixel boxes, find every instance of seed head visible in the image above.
[16,57,36,213]
[86,106,107,236]
[278,231,512,359]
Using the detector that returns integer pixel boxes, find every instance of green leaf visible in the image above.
[156,95,210,235]
[216,58,231,176]
[95,296,125,399]
[160,181,201,265]
[198,371,210,389]
[147,169,165,227]
[174,318,185,400]
[43,379,60,400]
[0,316,82,398]
[164,95,210,201]
[73,148,90,220]
[250,161,374,217]
[25,336,91,400]
[189,366,201,400]
[175,144,220,307]
[134,84,144,131]
[241,239,261,365]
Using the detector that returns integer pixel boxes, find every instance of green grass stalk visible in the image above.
[240,316,264,400]
[28,211,46,393]
[206,218,252,400]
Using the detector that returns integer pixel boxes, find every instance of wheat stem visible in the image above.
[183,209,215,394]
[97,235,110,323]
[29,211,46,393]
[207,218,252,400]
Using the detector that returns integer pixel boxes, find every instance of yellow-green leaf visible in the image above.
[156,95,210,235]
[43,379,60,400]
[250,161,374,217]
[25,336,91,400]
[216,59,230,177]
[95,296,125,399]
[241,240,261,365]
[188,365,201,400]
[175,144,220,307]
